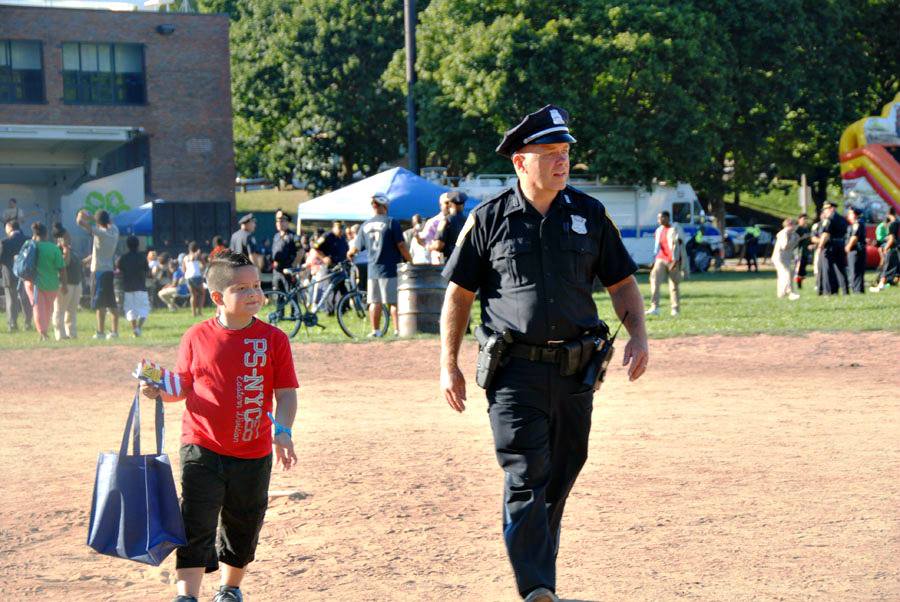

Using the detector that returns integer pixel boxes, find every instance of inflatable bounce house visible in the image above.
[839,93,900,266]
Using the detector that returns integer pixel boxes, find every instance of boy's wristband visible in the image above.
[267,411,292,439]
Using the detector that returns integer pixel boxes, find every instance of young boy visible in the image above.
[142,250,298,602]
[117,235,150,337]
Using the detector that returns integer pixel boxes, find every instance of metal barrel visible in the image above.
[397,263,447,336]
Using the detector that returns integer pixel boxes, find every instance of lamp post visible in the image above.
[404,0,418,175]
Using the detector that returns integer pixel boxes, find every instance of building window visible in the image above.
[62,42,145,105]
[0,40,44,103]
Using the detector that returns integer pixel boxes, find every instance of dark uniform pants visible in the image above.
[847,249,866,293]
[3,274,32,329]
[819,244,849,295]
[487,356,593,597]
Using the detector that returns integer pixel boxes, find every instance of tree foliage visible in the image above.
[219,0,893,208]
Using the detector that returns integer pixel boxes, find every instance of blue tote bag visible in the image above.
[87,386,187,565]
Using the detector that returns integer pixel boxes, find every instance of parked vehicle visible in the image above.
[455,175,723,266]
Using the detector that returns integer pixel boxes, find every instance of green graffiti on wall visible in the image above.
[80,190,130,216]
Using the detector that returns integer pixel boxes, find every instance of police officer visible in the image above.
[439,105,649,602]
[817,201,849,295]
[844,206,866,293]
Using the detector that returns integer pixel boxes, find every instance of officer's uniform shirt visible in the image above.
[271,231,300,267]
[443,183,636,345]
[821,212,848,257]
[848,220,866,253]
[229,229,258,258]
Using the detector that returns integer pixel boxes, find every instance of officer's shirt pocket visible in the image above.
[559,235,598,286]
[490,238,535,288]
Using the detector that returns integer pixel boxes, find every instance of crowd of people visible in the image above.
[770,202,898,299]
[2,193,896,343]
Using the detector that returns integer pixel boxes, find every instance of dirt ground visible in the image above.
[0,333,898,601]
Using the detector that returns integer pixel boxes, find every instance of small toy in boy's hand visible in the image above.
[133,359,182,397]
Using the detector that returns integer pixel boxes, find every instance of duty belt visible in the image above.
[508,341,579,365]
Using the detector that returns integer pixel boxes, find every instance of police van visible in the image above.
[453,174,721,267]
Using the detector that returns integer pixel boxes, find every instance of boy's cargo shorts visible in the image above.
[176,444,272,572]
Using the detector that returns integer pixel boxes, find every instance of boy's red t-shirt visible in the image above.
[175,317,299,459]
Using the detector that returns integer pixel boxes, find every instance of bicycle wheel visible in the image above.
[336,291,390,339]
[257,290,302,338]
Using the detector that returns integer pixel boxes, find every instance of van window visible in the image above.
[671,202,691,224]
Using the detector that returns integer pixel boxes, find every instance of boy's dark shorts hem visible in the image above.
[175,443,272,573]
[91,271,117,310]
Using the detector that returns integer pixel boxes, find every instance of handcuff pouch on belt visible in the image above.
[474,325,513,390]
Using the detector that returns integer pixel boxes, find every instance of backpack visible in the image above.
[13,239,38,282]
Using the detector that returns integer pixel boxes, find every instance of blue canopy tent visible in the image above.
[113,202,153,236]
[296,167,478,222]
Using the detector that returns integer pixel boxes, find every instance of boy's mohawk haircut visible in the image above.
[206,250,254,292]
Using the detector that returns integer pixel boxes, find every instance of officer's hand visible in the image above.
[622,336,649,382]
[441,364,467,413]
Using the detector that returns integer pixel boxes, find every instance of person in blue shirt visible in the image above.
[346,193,411,337]
[158,258,189,310]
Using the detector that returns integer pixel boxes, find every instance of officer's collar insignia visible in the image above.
[571,215,587,234]
[563,193,572,205]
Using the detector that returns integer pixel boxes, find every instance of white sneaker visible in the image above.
[524,588,559,602]
[366,331,382,338]
[106,331,119,339]
[788,293,800,301]
[869,285,882,293]
[92,331,105,340]
[670,308,679,317]
[645,307,659,316]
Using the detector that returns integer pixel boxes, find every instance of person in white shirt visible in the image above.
[772,218,801,300]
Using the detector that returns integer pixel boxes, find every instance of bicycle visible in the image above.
[256,261,390,339]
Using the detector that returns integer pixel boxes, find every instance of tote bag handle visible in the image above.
[119,385,164,457]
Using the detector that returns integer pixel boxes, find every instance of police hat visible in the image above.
[823,200,838,209]
[496,104,577,158]
[238,213,255,225]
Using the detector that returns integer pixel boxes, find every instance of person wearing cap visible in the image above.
[430,190,467,261]
[870,206,899,292]
[347,193,412,337]
[229,213,263,270]
[816,202,849,295]
[271,211,301,295]
[844,206,866,293]
[419,192,453,264]
[439,105,649,602]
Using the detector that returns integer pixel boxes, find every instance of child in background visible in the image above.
[53,227,82,339]
[183,241,206,317]
[117,235,150,337]
[141,250,298,602]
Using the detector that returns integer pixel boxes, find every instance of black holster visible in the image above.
[580,321,614,392]
[474,325,512,390]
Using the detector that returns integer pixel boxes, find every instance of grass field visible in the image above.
[2,268,897,350]
[235,188,310,213]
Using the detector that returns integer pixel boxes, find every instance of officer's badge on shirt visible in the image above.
[571,214,587,235]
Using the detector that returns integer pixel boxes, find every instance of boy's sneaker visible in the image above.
[133,327,142,337]
[213,586,243,602]
[366,331,382,338]
[645,307,659,316]
[92,331,105,340]
[173,596,198,602]
[106,331,119,339]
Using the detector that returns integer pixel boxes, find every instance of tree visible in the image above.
[214,0,408,191]
[387,0,731,189]
[274,0,407,192]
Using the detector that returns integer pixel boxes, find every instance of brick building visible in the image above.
[0,2,234,253]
